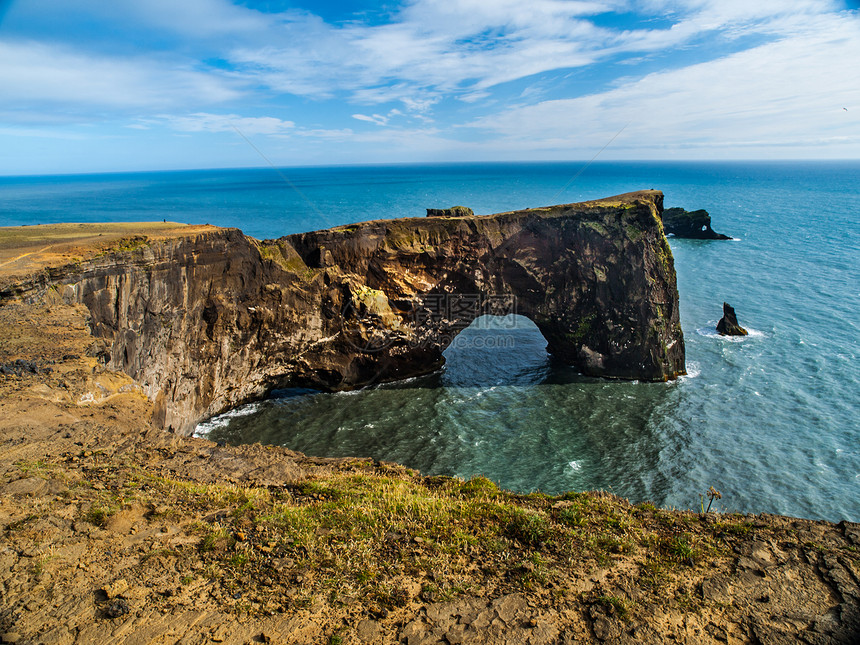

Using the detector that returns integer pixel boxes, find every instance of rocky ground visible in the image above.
[0,256,859,643]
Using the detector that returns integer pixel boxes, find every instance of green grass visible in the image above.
[16,452,755,618]
[596,594,632,619]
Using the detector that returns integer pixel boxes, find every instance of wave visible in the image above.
[681,361,701,379]
[194,402,262,436]
[696,326,765,342]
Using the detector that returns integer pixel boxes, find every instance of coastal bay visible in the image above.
[1,213,858,642]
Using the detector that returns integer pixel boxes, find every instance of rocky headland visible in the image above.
[2,190,684,435]
[1,196,858,644]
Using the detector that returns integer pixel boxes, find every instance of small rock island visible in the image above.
[663,206,731,239]
[717,302,749,336]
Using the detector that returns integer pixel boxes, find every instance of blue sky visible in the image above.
[0,0,858,174]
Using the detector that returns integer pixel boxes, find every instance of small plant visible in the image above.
[505,509,550,547]
[557,506,585,527]
[459,476,499,498]
[590,534,635,556]
[229,551,249,567]
[713,519,753,536]
[355,568,375,584]
[200,528,235,553]
[32,551,60,576]
[86,504,114,527]
[700,487,722,513]
[596,594,631,619]
[666,535,697,564]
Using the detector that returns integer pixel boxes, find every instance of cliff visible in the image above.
[0,190,684,434]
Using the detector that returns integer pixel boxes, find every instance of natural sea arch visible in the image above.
[198,312,679,498]
[439,314,552,388]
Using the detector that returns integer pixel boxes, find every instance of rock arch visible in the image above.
[4,190,685,433]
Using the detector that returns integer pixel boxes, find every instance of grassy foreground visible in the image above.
[49,455,750,615]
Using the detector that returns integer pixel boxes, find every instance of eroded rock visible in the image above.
[716,302,749,336]
[426,206,475,218]
[663,207,731,240]
[1,190,685,434]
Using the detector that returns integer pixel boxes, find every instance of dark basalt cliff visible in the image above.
[1,190,685,434]
[663,207,731,239]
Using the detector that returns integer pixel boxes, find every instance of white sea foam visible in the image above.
[194,402,262,436]
[568,460,582,472]
[696,326,765,342]
[681,361,701,379]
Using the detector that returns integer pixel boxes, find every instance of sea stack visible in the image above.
[716,302,748,336]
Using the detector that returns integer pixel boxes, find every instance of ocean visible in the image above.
[1,161,858,522]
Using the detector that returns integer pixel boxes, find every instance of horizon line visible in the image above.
[2,157,860,180]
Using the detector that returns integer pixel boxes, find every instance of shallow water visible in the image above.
[3,161,858,521]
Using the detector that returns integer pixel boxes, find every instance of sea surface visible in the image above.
[2,161,858,522]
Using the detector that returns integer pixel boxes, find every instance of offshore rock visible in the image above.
[426,206,474,218]
[1,190,685,434]
[717,302,749,336]
[663,207,731,239]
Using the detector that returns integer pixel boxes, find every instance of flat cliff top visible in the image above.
[430,189,663,220]
[309,189,663,239]
[0,222,218,281]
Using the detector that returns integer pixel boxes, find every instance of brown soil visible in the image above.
[0,253,858,643]
[0,222,218,283]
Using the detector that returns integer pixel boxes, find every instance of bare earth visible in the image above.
[0,222,217,283]
[0,226,858,644]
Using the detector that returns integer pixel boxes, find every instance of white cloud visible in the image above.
[224,0,849,113]
[150,113,295,135]
[0,127,88,140]
[351,109,407,127]
[2,0,858,169]
[468,13,860,155]
[0,41,240,111]
[5,0,272,39]
[228,2,613,107]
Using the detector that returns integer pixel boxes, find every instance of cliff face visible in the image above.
[0,190,685,434]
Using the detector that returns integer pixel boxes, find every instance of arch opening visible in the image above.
[440,314,552,387]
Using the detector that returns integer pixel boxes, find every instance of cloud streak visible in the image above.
[0,0,858,172]
[467,12,860,156]
[0,41,240,114]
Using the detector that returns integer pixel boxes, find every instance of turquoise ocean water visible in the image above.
[2,161,858,521]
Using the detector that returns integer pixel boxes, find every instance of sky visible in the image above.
[0,0,859,175]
